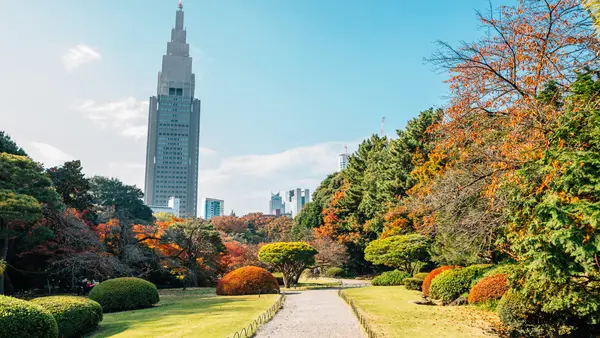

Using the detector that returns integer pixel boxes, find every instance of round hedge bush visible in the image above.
[88,277,159,313]
[0,295,58,338]
[371,270,410,286]
[497,291,558,336]
[467,274,509,305]
[403,277,424,290]
[216,266,280,295]
[422,266,460,297]
[32,296,102,338]
[429,264,492,304]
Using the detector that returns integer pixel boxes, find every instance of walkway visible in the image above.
[255,288,365,338]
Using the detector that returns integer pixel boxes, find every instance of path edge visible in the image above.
[226,293,286,338]
[338,289,378,338]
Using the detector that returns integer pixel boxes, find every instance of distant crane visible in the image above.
[380,116,385,137]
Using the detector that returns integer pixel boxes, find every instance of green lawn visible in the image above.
[89,288,279,338]
[341,286,500,338]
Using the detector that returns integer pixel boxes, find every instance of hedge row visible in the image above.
[32,296,103,338]
[422,266,459,297]
[371,270,410,286]
[0,295,58,338]
[429,264,492,304]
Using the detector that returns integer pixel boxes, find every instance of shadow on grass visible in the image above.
[90,294,268,337]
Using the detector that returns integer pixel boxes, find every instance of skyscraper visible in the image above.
[144,1,201,217]
[338,153,348,171]
[284,188,310,217]
[269,192,285,216]
[204,198,224,220]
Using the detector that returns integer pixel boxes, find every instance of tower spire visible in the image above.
[178,0,183,10]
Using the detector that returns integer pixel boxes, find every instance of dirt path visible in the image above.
[255,289,365,338]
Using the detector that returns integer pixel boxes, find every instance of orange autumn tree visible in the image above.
[404,0,600,264]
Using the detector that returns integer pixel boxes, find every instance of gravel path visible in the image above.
[255,289,365,338]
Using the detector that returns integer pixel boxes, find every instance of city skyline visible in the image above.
[0,0,489,215]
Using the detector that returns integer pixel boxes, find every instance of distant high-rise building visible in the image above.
[269,192,285,216]
[144,2,201,217]
[204,198,224,220]
[338,153,348,171]
[148,196,181,217]
[284,188,310,217]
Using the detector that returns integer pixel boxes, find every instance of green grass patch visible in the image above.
[89,288,279,338]
[342,286,499,337]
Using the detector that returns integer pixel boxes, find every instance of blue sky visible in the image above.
[0,0,499,215]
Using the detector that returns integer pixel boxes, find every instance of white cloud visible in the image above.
[74,97,148,139]
[199,147,217,156]
[198,141,359,215]
[29,142,74,167]
[62,45,101,72]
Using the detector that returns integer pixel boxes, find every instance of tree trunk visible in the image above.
[282,275,290,288]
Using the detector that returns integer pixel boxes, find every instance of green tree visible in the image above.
[47,160,94,214]
[364,234,431,275]
[0,131,27,156]
[258,242,318,287]
[506,73,600,334]
[0,153,62,293]
[166,218,225,286]
[90,177,153,266]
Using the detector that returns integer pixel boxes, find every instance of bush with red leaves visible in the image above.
[422,265,460,297]
[468,274,509,304]
[216,266,280,296]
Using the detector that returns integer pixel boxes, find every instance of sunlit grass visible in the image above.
[89,288,279,338]
[342,286,499,338]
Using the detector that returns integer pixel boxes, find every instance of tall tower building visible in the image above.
[144,1,201,217]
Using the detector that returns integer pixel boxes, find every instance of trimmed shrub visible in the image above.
[0,295,58,338]
[497,291,559,336]
[32,296,102,338]
[324,267,344,278]
[371,270,410,286]
[429,264,492,304]
[468,274,509,305]
[216,266,280,295]
[88,277,159,313]
[483,263,515,278]
[422,266,459,297]
[413,272,429,279]
[404,278,424,290]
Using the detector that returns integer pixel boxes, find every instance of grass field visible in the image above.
[89,288,279,338]
[341,286,500,338]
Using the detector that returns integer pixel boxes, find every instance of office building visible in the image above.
[148,196,181,217]
[338,153,348,171]
[284,188,310,217]
[204,198,224,220]
[144,2,201,217]
[269,192,285,216]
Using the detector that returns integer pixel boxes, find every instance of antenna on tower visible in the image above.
[380,116,385,137]
[178,0,183,10]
